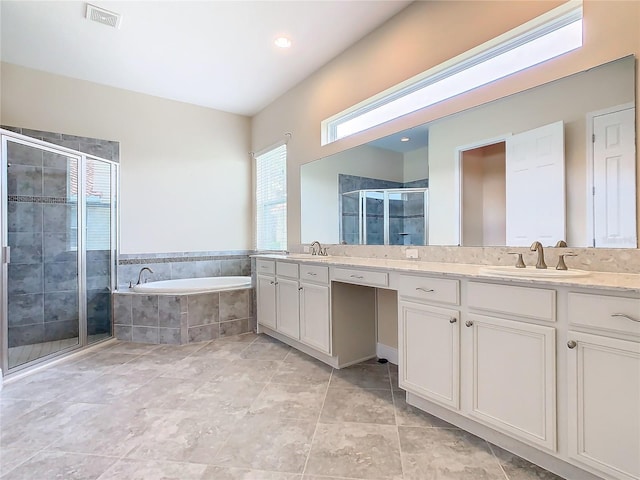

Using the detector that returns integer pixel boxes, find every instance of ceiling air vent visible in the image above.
[85,4,122,29]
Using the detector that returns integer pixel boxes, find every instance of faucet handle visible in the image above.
[320,247,328,256]
[556,253,577,271]
[508,252,526,268]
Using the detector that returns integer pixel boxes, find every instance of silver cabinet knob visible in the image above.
[567,340,577,349]
[449,317,457,324]
[298,286,303,291]
[465,320,473,327]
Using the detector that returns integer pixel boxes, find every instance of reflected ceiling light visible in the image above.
[400,137,410,142]
[274,36,292,48]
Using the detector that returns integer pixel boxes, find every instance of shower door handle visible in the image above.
[2,246,10,264]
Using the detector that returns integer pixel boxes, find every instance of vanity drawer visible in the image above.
[468,282,556,322]
[398,274,459,306]
[331,267,388,287]
[568,292,640,336]
[299,264,329,284]
[276,261,299,279]
[256,259,275,275]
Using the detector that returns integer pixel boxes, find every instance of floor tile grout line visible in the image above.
[301,365,334,477]
[487,441,511,480]
[0,445,47,478]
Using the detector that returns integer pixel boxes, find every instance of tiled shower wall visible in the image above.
[2,126,119,348]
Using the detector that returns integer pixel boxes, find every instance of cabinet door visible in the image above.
[465,314,556,450]
[567,331,640,480]
[257,275,276,329]
[399,301,460,409]
[300,282,331,355]
[276,277,300,340]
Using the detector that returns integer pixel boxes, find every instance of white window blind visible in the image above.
[255,144,287,251]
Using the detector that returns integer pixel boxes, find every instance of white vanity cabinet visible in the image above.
[256,260,277,329]
[566,292,640,480]
[299,264,331,355]
[465,282,557,451]
[398,274,461,409]
[257,259,332,355]
[275,262,300,340]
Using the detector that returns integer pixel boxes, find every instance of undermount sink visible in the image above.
[480,266,591,278]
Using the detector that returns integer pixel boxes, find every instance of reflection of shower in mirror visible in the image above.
[340,188,428,246]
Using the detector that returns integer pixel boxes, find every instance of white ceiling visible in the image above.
[0,0,412,116]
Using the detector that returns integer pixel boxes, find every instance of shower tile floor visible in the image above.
[7,333,112,369]
[0,333,564,480]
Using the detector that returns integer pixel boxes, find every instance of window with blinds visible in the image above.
[255,144,287,251]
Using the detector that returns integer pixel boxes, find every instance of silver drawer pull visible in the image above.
[307,272,317,276]
[416,287,435,293]
[350,274,364,279]
[611,313,640,323]
[449,317,457,324]
[465,320,473,327]
[270,281,278,285]
[567,340,577,349]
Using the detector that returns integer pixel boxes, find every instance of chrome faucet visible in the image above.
[311,240,322,255]
[137,267,154,285]
[530,241,547,269]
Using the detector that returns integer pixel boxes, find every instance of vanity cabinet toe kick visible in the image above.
[254,255,640,480]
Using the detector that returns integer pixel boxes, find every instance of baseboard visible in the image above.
[376,343,398,365]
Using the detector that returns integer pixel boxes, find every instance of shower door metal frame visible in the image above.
[0,129,119,376]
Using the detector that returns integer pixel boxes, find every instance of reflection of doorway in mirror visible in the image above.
[458,121,566,247]
[586,104,637,248]
[461,142,506,247]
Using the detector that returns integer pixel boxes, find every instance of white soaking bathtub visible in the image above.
[132,276,251,294]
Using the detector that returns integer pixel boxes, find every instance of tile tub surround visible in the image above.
[0,333,565,480]
[291,244,640,274]
[113,287,253,345]
[118,251,252,289]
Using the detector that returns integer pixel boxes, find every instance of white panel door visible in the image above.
[593,108,637,248]
[399,301,460,409]
[276,277,300,340]
[506,121,565,246]
[465,314,556,450]
[567,331,640,480]
[256,275,276,329]
[299,282,331,354]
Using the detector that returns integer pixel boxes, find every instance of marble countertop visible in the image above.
[253,254,640,294]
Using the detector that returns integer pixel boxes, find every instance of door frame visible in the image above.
[585,102,635,247]
[454,133,511,246]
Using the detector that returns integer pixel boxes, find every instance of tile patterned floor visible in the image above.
[0,333,565,480]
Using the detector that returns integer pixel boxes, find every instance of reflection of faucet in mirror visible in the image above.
[530,242,546,269]
[137,267,154,285]
[555,240,567,247]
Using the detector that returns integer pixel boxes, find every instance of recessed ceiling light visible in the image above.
[400,137,410,142]
[274,36,292,49]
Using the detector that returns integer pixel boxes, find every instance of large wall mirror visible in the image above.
[301,56,637,248]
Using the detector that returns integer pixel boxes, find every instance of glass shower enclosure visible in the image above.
[0,130,118,373]
[341,188,428,245]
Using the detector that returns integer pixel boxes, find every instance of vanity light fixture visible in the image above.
[274,36,292,49]
[400,137,410,142]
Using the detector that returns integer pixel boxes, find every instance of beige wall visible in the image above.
[1,63,252,254]
[251,0,640,247]
[403,147,429,183]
